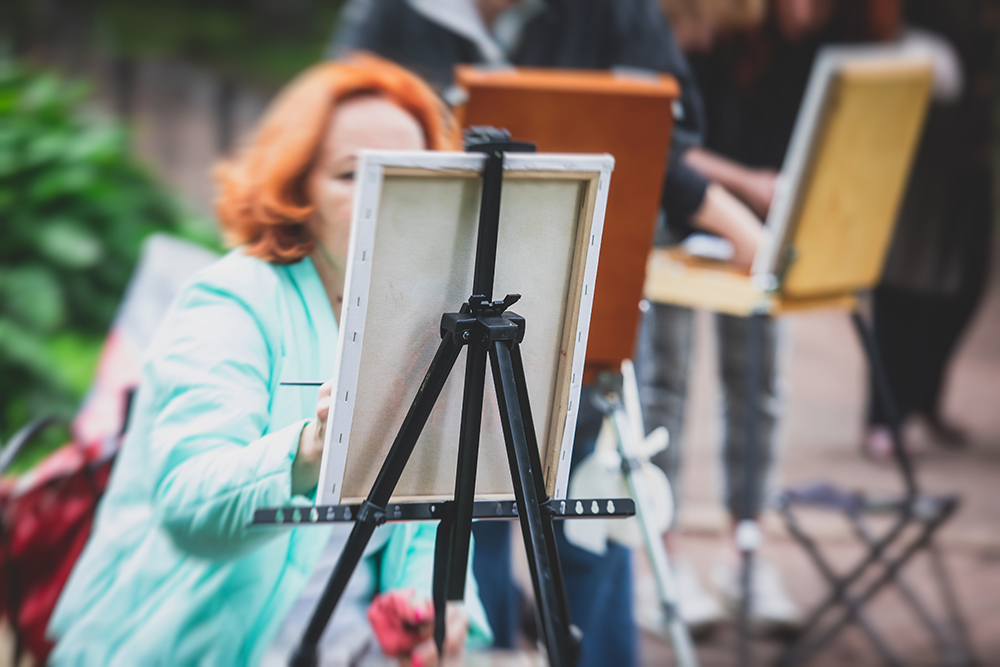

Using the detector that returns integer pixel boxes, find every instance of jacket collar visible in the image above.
[406,0,545,63]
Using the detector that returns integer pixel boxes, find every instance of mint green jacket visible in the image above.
[49,251,490,665]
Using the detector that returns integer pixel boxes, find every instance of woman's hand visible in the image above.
[291,380,332,496]
[407,602,469,667]
[368,592,468,667]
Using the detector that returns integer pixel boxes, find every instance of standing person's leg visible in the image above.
[715,313,799,631]
[636,302,695,504]
[471,522,520,648]
[867,285,924,458]
[918,171,993,444]
[554,386,637,667]
[717,313,781,524]
[635,302,724,632]
[918,285,988,446]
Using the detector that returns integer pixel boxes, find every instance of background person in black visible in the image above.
[639,0,900,636]
[865,0,997,459]
[329,1,767,664]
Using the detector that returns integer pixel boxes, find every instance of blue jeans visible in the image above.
[472,387,637,666]
[555,386,637,667]
[471,522,520,648]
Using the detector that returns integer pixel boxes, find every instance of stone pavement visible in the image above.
[637,241,1000,666]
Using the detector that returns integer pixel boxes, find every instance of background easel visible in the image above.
[643,54,959,666]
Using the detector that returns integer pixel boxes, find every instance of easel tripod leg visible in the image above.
[507,343,576,648]
[433,343,491,655]
[491,340,575,667]
[432,508,455,654]
[291,333,464,666]
[291,521,379,667]
[850,311,916,497]
[607,404,698,667]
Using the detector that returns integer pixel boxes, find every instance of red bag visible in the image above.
[0,453,113,662]
[0,235,216,662]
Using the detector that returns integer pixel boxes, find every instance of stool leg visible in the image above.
[928,542,977,666]
[786,502,953,664]
[853,518,960,660]
[851,311,917,498]
[778,503,904,667]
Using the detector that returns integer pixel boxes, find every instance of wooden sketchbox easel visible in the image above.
[645,47,971,666]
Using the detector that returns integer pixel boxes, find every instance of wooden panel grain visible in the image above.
[781,63,932,297]
[644,248,768,317]
[455,67,678,376]
[644,248,859,316]
[543,175,599,493]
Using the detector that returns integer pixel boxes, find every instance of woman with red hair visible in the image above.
[48,55,489,665]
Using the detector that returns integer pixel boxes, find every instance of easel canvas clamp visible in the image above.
[643,45,973,666]
[254,131,634,666]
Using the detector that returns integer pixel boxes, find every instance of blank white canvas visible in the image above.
[317,151,613,506]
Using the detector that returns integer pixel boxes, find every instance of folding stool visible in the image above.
[774,313,975,667]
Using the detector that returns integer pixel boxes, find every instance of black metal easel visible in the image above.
[254,129,633,667]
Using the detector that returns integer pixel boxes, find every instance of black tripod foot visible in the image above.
[290,644,318,667]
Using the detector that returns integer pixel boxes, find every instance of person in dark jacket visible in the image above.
[864,0,997,458]
[639,0,904,636]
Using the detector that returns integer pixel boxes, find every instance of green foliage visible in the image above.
[3,0,346,89]
[91,0,346,86]
[0,60,218,451]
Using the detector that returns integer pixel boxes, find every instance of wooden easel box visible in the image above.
[454,66,679,379]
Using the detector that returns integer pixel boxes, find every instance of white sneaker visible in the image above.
[675,559,725,635]
[637,558,725,640]
[713,557,803,636]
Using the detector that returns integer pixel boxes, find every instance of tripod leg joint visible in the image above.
[356,501,388,526]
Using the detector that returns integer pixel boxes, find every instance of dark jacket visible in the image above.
[879,0,996,295]
[332,0,709,236]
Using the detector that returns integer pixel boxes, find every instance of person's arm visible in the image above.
[684,147,778,219]
[689,182,764,270]
[147,279,309,559]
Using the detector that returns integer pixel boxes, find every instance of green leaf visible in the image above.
[46,332,103,397]
[64,125,126,165]
[36,218,105,269]
[0,317,58,375]
[28,163,98,202]
[0,59,220,447]
[0,267,65,332]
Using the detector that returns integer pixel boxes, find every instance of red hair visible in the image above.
[215,54,460,264]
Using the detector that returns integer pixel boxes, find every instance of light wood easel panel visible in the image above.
[643,248,858,317]
[782,64,932,298]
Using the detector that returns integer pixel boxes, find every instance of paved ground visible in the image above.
[635,240,1000,666]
